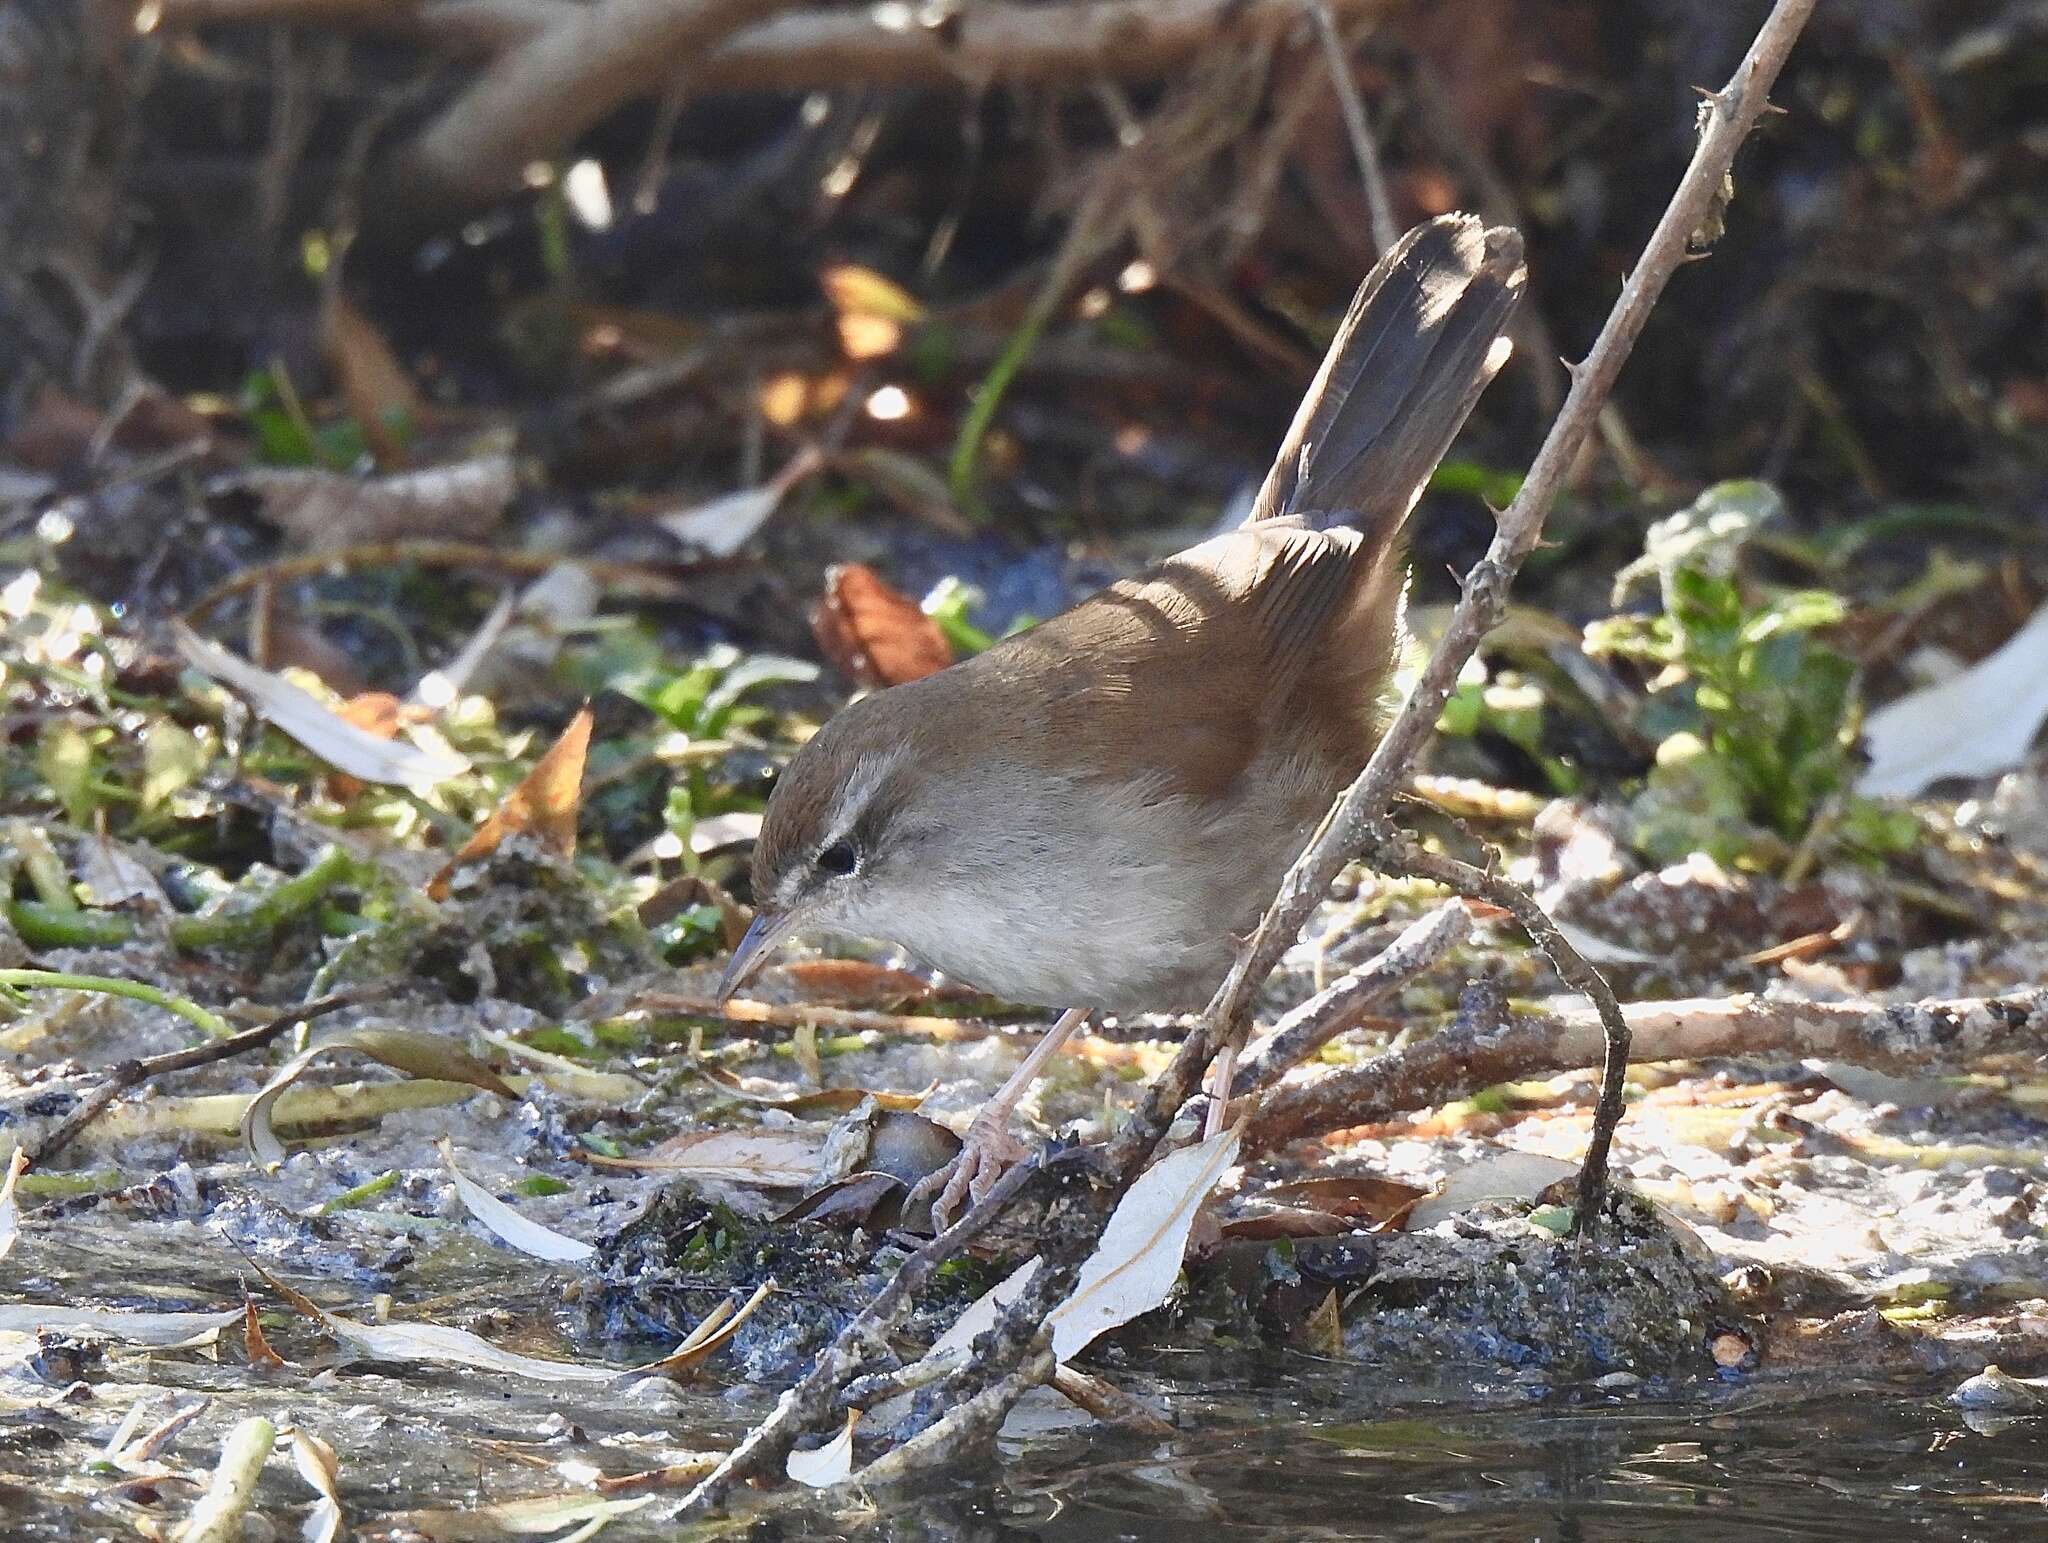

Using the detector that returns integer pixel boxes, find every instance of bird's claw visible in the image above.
[907,1112,1030,1232]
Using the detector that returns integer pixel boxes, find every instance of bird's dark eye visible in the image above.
[815,839,859,877]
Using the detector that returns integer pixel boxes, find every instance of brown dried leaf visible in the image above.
[810,562,953,688]
[779,958,933,1006]
[241,1293,285,1369]
[225,454,513,552]
[322,293,422,471]
[1254,1174,1429,1228]
[429,708,592,901]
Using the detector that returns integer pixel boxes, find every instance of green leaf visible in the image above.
[141,721,208,811]
[37,723,95,824]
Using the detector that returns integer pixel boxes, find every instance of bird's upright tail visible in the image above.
[1248,213,1525,544]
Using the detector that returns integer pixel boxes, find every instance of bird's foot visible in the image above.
[907,1108,1033,1232]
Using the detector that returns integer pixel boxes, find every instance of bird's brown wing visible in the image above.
[986,521,1369,801]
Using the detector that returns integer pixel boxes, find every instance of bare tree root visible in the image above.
[1246,987,2048,1155]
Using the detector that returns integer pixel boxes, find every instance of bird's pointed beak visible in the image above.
[717,908,796,1002]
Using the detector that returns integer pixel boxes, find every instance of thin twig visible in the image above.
[29,989,383,1163]
[672,1154,1044,1518]
[1106,0,1821,1194]
[849,1346,1056,1487]
[1307,0,1398,257]
[1246,986,2048,1153]
[1373,831,1629,1232]
[1232,899,1470,1097]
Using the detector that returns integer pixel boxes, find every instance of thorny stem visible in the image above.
[1371,829,1630,1234]
[1108,0,1821,1190]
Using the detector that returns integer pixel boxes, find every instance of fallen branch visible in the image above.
[165,0,1395,94]
[1246,987,2048,1153]
[384,0,806,217]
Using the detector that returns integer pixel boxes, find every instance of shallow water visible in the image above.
[8,1182,2048,1540]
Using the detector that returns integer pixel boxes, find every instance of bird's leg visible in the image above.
[910,1006,1090,1230]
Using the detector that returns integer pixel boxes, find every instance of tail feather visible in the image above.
[1247,213,1525,540]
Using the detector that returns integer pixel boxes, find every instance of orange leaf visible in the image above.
[809,563,953,688]
[428,707,592,900]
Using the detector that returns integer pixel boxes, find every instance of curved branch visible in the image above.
[1246,988,2048,1154]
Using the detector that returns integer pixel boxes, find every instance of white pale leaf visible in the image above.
[655,485,785,557]
[322,1316,624,1382]
[1045,1127,1239,1361]
[785,1409,858,1488]
[289,1427,343,1543]
[0,1145,26,1262]
[1406,1150,1580,1230]
[1859,600,2048,797]
[590,1128,824,1187]
[687,810,764,855]
[1550,920,1659,966]
[0,1305,240,1345]
[172,622,469,787]
[439,1139,594,1263]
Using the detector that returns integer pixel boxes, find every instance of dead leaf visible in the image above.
[384,1493,657,1540]
[241,1294,285,1368]
[322,293,422,471]
[289,1426,343,1543]
[810,562,954,688]
[581,1127,824,1187]
[774,1170,905,1227]
[222,454,513,552]
[822,262,924,360]
[1405,1150,1579,1231]
[173,623,469,787]
[242,1028,515,1169]
[702,1066,933,1116]
[1860,599,2048,796]
[786,1409,858,1488]
[779,959,934,1006]
[1252,1174,1428,1228]
[1299,1288,1344,1357]
[927,1127,1240,1368]
[655,446,822,557]
[439,1138,593,1263]
[428,708,591,900]
[0,1146,26,1262]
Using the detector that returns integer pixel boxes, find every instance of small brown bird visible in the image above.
[721,214,1525,1218]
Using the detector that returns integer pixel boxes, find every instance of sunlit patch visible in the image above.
[865,385,913,421]
[759,372,809,427]
[838,314,900,361]
[132,0,161,33]
[415,672,457,710]
[35,508,74,545]
[1078,287,1111,319]
[821,158,861,199]
[651,831,685,861]
[1117,260,1157,294]
[871,0,915,31]
[1486,334,1515,373]
[2,568,42,621]
[801,93,832,127]
[521,161,556,189]
[564,159,613,231]
[1114,424,1150,456]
